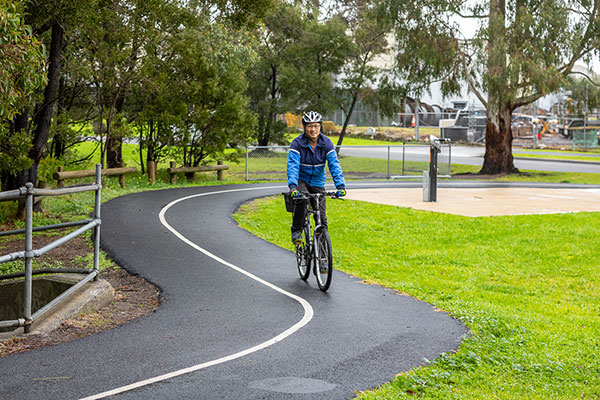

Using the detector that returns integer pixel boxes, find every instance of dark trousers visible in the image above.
[291,181,327,233]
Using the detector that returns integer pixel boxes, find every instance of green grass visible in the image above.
[514,153,600,163]
[234,196,600,399]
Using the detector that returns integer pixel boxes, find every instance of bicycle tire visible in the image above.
[296,225,311,280]
[315,229,333,291]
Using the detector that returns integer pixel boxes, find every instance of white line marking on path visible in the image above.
[80,185,313,400]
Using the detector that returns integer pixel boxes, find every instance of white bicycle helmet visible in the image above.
[302,111,323,125]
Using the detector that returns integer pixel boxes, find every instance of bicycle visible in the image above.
[283,191,341,291]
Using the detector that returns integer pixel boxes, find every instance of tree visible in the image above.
[0,0,47,188]
[280,11,352,115]
[132,9,257,172]
[562,73,600,115]
[176,18,257,169]
[332,0,392,148]
[385,0,600,174]
[246,1,305,146]
[0,0,77,194]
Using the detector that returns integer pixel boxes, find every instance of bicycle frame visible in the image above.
[298,192,335,265]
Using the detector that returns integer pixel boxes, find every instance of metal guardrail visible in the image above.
[244,143,452,182]
[0,164,102,333]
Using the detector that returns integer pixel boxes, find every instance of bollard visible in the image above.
[423,136,450,202]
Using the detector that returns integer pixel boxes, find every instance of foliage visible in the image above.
[234,195,600,399]
[331,0,394,147]
[246,1,306,146]
[0,0,46,177]
[280,12,352,115]
[384,0,600,174]
[562,74,600,115]
[167,14,257,167]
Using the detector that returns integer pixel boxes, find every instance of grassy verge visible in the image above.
[514,153,600,163]
[234,196,600,399]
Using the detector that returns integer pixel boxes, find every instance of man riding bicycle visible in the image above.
[287,111,346,243]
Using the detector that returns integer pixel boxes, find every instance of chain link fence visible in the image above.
[243,144,451,182]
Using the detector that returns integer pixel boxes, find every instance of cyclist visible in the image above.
[287,111,346,243]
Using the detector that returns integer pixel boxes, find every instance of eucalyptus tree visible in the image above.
[176,18,257,169]
[132,8,258,171]
[280,10,352,115]
[0,1,46,190]
[246,1,305,146]
[332,0,392,148]
[0,0,83,197]
[562,73,600,115]
[385,0,600,174]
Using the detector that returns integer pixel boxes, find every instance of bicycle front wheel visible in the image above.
[296,226,311,281]
[315,229,333,291]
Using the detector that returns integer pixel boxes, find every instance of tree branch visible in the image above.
[559,0,600,76]
[570,70,600,87]
[459,51,487,108]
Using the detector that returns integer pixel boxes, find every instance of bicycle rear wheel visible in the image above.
[296,226,311,280]
[315,229,333,291]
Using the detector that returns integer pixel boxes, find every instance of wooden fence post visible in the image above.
[56,167,64,188]
[217,160,224,181]
[170,161,177,184]
[118,163,125,188]
[148,161,156,185]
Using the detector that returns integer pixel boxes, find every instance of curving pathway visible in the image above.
[1,182,468,400]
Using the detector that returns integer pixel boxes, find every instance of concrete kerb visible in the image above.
[0,274,114,340]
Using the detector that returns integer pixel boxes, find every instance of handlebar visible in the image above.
[281,191,343,200]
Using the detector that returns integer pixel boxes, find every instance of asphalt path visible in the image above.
[0,182,468,400]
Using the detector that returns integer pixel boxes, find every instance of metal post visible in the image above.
[245,147,249,181]
[402,142,406,176]
[93,164,101,281]
[447,143,452,176]
[387,146,390,179]
[533,101,538,149]
[24,182,34,333]
[415,99,420,141]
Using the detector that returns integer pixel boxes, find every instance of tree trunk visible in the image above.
[107,96,125,168]
[336,93,358,154]
[28,22,64,184]
[53,76,66,159]
[479,0,518,175]
[6,22,64,218]
[480,105,519,174]
[258,65,278,147]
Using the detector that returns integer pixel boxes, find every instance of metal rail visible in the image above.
[0,164,102,333]
[244,143,452,181]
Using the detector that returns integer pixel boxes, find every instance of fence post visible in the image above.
[217,160,224,181]
[24,182,34,333]
[170,161,177,184]
[245,147,249,181]
[148,161,156,184]
[118,162,125,188]
[402,141,406,176]
[57,166,64,188]
[93,164,101,281]
[415,99,420,141]
[387,146,391,179]
[35,180,46,208]
[448,144,452,176]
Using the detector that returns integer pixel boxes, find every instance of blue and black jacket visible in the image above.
[287,133,345,190]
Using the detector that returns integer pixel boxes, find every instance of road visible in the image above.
[0,183,468,400]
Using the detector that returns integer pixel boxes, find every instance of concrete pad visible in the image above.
[0,275,114,339]
[345,188,600,217]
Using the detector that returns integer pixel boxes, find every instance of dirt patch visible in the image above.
[0,233,161,357]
